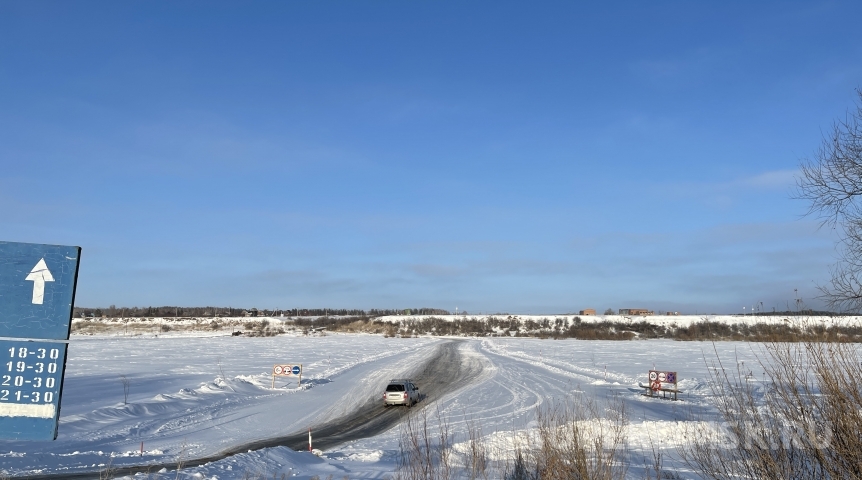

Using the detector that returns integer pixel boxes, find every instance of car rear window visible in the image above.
[386,384,405,392]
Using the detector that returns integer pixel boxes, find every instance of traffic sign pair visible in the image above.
[273,364,301,376]
[648,370,677,384]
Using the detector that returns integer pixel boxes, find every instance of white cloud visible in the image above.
[735,169,797,189]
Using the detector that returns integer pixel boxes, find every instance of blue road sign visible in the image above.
[0,340,68,440]
[0,241,81,441]
[292,365,301,375]
[0,242,81,340]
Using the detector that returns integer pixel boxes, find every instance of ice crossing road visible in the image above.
[18,340,483,480]
[5,335,754,479]
[237,340,482,452]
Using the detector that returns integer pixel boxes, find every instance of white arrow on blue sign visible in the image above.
[0,241,81,441]
[292,365,301,375]
[1,242,81,340]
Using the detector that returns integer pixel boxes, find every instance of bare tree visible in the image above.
[797,89,862,311]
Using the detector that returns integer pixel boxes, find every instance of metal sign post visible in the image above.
[271,363,302,388]
[0,241,81,440]
[641,370,680,401]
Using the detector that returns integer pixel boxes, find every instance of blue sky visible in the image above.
[2,1,861,313]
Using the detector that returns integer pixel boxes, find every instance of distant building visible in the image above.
[619,308,654,316]
[666,311,680,316]
[579,309,596,315]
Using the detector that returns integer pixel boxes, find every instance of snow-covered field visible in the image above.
[0,329,787,479]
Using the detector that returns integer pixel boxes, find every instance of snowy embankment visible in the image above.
[70,314,862,340]
[1,331,791,479]
[377,313,862,328]
[70,316,300,336]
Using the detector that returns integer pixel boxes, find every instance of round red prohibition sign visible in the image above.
[650,380,662,392]
[274,365,284,375]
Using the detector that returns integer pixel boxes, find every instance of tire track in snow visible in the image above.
[21,340,483,480]
[481,339,635,385]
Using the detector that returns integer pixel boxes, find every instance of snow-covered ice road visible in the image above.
[1,333,766,478]
[17,339,485,479]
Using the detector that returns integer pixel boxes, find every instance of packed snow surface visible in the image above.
[0,329,803,478]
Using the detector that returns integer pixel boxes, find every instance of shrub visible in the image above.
[681,321,862,479]
[526,395,629,480]
[393,397,628,480]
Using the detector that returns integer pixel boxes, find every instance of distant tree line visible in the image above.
[303,315,862,342]
[749,309,847,316]
[73,306,451,318]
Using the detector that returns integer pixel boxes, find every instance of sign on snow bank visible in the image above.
[272,363,302,388]
[640,369,680,401]
[0,241,81,440]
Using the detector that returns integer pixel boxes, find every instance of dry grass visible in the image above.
[392,395,628,480]
[70,320,114,334]
[394,405,460,480]
[339,319,392,334]
[523,395,629,480]
[681,327,862,479]
[70,318,290,336]
[98,457,116,480]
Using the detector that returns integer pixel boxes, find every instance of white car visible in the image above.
[383,379,420,407]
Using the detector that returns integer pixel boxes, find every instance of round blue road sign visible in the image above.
[292,365,301,375]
